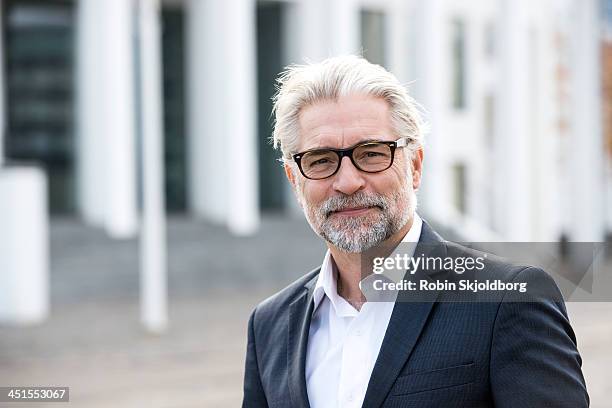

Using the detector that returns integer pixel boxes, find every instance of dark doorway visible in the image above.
[3,0,75,213]
[257,2,285,211]
[161,7,187,213]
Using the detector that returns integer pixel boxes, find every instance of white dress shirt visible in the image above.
[305,213,423,408]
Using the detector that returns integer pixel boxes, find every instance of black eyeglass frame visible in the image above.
[292,137,409,180]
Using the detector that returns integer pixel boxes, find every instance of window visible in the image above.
[452,163,467,215]
[451,18,467,109]
[604,0,612,26]
[360,9,386,67]
[484,21,495,58]
[484,93,495,147]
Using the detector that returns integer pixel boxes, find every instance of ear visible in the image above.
[284,162,304,209]
[411,148,424,191]
[284,163,296,188]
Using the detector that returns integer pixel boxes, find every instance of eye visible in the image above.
[357,150,386,160]
[365,151,384,157]
[311,158,331,166]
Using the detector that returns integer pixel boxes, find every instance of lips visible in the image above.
[330,206,379,216]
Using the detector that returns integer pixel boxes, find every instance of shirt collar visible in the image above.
[312,213,423,313]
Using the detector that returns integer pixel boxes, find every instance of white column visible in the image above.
[0,167,49,324]
[138,0,168,332]
[103,0,138,238]
[411,0,450,224]
[528,1,561,241]
[281,4,306,216]
[297,0,328,62]
[0,3,5,167]
[282,3,301,64]
[387,0,410,82]
[186,0,228,224]
[294,0,358,63]
[76,0,106,227]
[328,0,359,56]
[186,0,259,234]
[276,4,312,217]
[568,0,604,241]
[494,0,532,241]
[77,0,138,237]
[225,0,259,235]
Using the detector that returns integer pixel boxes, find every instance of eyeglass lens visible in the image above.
[300,143,393,179]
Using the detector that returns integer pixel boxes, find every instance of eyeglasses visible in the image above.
[292,138,408,180]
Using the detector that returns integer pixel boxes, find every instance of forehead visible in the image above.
[297,94,394,151]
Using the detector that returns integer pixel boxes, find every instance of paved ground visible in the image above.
[0,216,610,407]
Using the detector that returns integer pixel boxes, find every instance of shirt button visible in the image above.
[354,329,363,336]
[347,394,355,402]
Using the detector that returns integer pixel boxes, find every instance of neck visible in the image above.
[329,215,414,310]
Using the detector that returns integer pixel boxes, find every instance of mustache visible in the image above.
[321,192,389,217]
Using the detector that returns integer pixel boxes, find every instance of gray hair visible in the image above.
[272,55,426,162]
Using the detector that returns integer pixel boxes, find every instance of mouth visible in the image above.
[329,206,379,217]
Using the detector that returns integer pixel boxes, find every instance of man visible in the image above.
[242,56,588,407]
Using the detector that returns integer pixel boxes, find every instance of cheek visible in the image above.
[300,180,330,204]
[382,162,410,190]
[390,152,411,177]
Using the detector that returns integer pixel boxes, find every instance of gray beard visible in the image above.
[301,189,416,253]
[320,210,393,253]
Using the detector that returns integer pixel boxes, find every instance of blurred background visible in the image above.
[0,0,611,406]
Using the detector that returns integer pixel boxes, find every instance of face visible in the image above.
[285,94,423,253]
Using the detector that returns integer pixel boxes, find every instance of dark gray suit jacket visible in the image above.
[242,221,589,407]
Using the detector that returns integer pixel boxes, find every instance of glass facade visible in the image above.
[4,0,75,213]
[257,2,286,211]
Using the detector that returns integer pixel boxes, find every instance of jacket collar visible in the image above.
[287,218,446,408]
[362,219,447,407]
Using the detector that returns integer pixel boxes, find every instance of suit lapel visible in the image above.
[287,273,318,408]
[362,220,447,408]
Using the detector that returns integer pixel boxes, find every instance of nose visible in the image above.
[331,156,366,195]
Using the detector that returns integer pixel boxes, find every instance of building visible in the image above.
[0,0,609,242]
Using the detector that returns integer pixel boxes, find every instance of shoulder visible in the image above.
[251,267,320,325]
[437,240,565,305]
[419,219,539,283]
[444,240,552,283]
